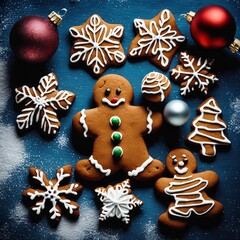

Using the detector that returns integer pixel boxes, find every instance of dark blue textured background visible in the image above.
[0,0,240,239]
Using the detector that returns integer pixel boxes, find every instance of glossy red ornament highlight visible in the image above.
[9,16,59,63]
[190,5,236,49]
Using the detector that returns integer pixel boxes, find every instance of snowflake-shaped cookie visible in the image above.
[15,73,75,135]
[128,9,186,70]
[170,52,218,96]
[22,165,83,223]
[95,179,143,224]
[69,14,126,76]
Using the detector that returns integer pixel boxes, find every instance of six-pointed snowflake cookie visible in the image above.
[170,52,218,96]
[128,9,186,70]
[22,165,83,223]
[69,14,126,76]
[15,72,75,136]
[95,179,143,224]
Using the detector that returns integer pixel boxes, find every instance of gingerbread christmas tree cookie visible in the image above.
[15,72,75,136]
[170,52,218,96]
[69,14,126,76]
[128,9,186,70]
[95,179,143,224]
[155,149,223,230]
[73,74,164,181]
[22,165,83,224]
[187,97,231,157]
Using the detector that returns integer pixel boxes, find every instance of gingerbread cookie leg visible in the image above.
[128,157,164,181]
[75,159,106,181]
[158,202,188,229]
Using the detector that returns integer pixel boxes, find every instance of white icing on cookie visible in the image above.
[26,168,79,219]
[165,175,215,218]
[141,72,170,102]
[129,9,185,68]
[95,179,143,224]
[89,155,111,176]
[102,97,125,107]
[128,156,153,177]
[146,107,153,134]
[69,14,125,75]
[80,109,88,137]
[174,166,188,175]
[188,98,231,157]
[15,73,74,135]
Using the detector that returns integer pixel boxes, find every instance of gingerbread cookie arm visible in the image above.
[148,110,163,133]
[73,108,101,138]
[155,177,172,195]
[196,171,219,189]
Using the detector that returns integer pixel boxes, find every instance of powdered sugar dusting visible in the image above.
[0,61,9,115]
[56,133,69,149]
[0,60,27,182]
[9,202,28,224]
[0,125,27,182]
[56,201,119,240]
[144,220,161,239]
[229,97,240,134]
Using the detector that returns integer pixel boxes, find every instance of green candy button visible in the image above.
[112,146,123,159]
[111,132,122,143]
[110,116,121,128]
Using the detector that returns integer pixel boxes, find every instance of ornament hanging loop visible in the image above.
[59,8,67,17]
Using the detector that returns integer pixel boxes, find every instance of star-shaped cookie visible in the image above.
[128,9,186,70]
[15,72,75,135]
[22,165,83,224]
[170,51,218,96]
[95,179,143,224]
[69,14,126,76]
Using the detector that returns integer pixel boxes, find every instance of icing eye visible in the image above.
[173,159,178,164]
[116,88,121,95]
[183,158,188,163]
[105,88,111,96]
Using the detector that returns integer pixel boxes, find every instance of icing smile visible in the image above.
[170,154,189,175]
[102,97,125,107]
[174,166,188,174]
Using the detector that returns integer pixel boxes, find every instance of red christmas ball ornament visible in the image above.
[184,5,240,53]
[9,9,66,63]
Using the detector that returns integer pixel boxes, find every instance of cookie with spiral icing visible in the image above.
[141,72,171,103]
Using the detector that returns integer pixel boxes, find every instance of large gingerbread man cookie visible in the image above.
[155,149,223,230]
[73,74,164,181]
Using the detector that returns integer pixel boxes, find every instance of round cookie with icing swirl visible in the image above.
[72,74,164,182]
[155,148,223,230]
[141,72,171,102]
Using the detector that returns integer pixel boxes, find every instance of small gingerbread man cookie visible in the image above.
[73,74,164,181]
[69,14,126,76]
[155,149,223,230]
[128,9,186,70]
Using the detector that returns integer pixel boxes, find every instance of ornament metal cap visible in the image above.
[182,11,195,23]
[48,9,67,26]
[229,38,240,54]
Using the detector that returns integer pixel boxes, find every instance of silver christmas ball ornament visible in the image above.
[163,100,190,126]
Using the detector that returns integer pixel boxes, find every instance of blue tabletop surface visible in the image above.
[0,0,240,239]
